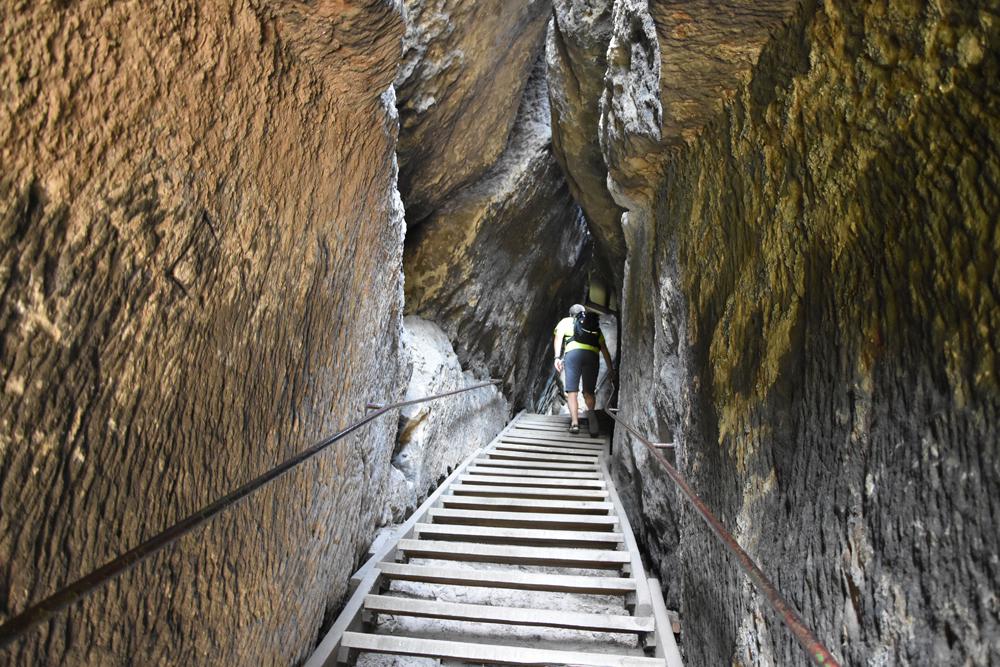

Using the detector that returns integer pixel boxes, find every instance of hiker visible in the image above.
[553,304,615,436]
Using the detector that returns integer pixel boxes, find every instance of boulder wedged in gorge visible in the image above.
[384,316,508,524]
[606,1,1000,665]
[394,0,552,224]
[1,2,407,665]
[546,1,626,283]
[404,59,590,409]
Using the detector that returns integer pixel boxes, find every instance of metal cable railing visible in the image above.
[605,409,842,667]
[0,379,501,650]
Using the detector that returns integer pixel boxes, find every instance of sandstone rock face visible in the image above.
[648,0,797,144]
[384,316,508,523]
[404,58,590,409]
[0,2,407,665]
[394,0,552,224]
[546,3,626,283]
[609,1,1000,665]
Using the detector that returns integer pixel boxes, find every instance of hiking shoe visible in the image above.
[587,410,600,437]
[569,423,580,435]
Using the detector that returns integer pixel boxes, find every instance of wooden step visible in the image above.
[504,432,608,446]
[363,594,653,633]
[511,422,590,433]
[439,495,613,515]
[427,507,620,531]
[493,443,601,457]
[413,522,624,548]
[397,539,629,569]
[472,458,599,472]
[377,561,636,595]
[499,435,604,455]
[460,473,607,489]
[341,633,666,666]
[485,450,599,464]
[466,465,603,480]
[449,483,610,501]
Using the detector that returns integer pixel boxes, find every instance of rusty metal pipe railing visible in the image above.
[605,409,842,667]
[0,379,501,650]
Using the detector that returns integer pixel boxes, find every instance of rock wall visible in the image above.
[609,1,1000,665]
[384,316,508,523]
[0,2,408,665]
[404,56,591,409]
[394,0,552,224]
[547,1,626,284]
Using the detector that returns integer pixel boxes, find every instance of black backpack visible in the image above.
[572,311,601,347]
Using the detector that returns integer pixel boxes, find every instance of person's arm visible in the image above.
[553,332,564,372]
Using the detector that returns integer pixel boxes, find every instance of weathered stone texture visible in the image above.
[613,1,1000,665]
[1,2,406,665]
[404,59,590,409]
[394,0,552,224]
[546,3,627,282]
[384,316,508,523]
[648,0,798,144]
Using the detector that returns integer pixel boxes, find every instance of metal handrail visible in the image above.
[0,379,501,649]
[605,409,841,667]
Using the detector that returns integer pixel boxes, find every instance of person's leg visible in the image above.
[567,391,580,427]
[581,352,600,436]
[563,350,584,431]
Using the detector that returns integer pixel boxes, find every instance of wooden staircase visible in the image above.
[306,412,683,666]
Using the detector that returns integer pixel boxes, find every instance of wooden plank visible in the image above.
[364,595,654,633]
[500,436,605,451]
[460,473,607,489]
[413,522,624,548]
[450,483,610,501]
[472,457,599,471]
[304,567,381,667]
[398,539,629,568]
[341,633,666,666]
[505,430,608,446]
[485,450,598,464]
[493,443,602,457]
[600,459,653,617]
[427,507,620,531]
[517,415,572,423]
[440,495,613,514]
[378,561,636,595]
[648,577,685,666]
[466,465,603,480]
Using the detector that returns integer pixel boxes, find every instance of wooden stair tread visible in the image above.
[461,473,607,488]
[440,496,613,514]
[341,632,666,666]
[495,442,603,457]
[427,508,619,530]
[398,539,630,568]
[364,594,653,633]
[485,450,599,464]
[466,466,603,479]
[413,522,623,547]
[377,562,636,595]
[450,483,609,500]
[504,432,608,446]
[472,458,599,471]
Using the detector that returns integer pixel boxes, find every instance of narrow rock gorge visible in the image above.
[2,0,998,666]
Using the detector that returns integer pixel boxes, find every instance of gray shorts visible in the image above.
[564,349,599,394]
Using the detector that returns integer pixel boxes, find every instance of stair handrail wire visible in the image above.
[604,409,842,667]
[0,379,502,650]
